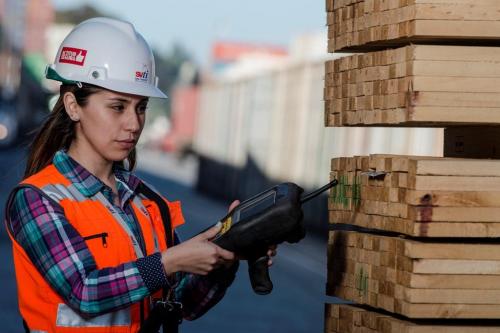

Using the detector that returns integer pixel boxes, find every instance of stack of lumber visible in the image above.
[326,0,500,53]
[324,1,500,331]
[329,154,500,237]
[324,44,500,126]
[327,230,500,319]
[325,304,500,332]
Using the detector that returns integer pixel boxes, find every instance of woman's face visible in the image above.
[70,89,148,163]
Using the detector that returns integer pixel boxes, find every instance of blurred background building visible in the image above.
[0,0,53,147]
[187,33,443,233]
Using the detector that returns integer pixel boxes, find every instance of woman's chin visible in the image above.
[105,150,132,163]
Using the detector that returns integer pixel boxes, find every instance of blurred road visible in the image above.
[0,148,334,332]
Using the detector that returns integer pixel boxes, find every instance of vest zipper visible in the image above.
[83,232,108,247]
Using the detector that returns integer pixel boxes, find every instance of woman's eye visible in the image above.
[137,105,148,114]
[111,105,125,112]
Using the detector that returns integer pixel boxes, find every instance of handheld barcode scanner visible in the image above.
[210,179,338,295]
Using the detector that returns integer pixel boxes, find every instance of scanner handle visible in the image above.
[247,250,273,295]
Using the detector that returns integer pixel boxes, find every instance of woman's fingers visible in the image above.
[196,222,222,241]
[216,245,236,261]
[228,200,240,212]
[267,246,277,257]
[266,245,277,266]
[162,232,238,275]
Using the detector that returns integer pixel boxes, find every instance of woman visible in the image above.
[5,18,276,333]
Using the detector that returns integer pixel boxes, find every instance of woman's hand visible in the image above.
[266,245,277,266]
[161,223,235,276]
[162,199,279,276]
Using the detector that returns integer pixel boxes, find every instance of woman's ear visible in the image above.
[63,92,81,122]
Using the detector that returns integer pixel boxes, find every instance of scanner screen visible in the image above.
[238,191,276,221]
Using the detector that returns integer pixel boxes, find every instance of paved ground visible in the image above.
[0,148,341,332]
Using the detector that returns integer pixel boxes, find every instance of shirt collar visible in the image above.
[52,150,141,201]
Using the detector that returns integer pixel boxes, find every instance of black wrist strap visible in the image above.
[137,182,181,333]
[137,182,174,248]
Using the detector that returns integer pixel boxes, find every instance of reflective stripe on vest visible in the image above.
[116,179,159,249]
[40,181,161,258]
[93,191,145,258]
[41,183,87,202]
[132,194,160,252]
[56,303,130,328]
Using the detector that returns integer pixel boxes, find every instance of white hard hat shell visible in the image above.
[46,17,167,98]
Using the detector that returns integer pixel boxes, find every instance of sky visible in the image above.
[51,0,326,65]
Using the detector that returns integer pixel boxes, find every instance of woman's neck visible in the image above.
[67,144,116,191]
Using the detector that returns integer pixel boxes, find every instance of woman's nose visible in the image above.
[124,108,142,132]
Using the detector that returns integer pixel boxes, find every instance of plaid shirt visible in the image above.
[7,150,237,319]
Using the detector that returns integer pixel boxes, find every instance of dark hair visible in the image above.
[24,84,137,178]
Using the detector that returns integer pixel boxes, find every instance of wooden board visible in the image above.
[329,155,500,237]
[324,45,500,127]
[327,0,500,52]
[327,230,500,318]
[325,304,500,333]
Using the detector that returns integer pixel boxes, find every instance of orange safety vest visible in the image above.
[7,164,184,333]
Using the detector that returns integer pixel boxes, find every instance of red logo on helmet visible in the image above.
[135,69,149,82]
[59,47,87,66]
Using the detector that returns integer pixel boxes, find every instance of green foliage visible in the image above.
[146,44,192,119]
[154,45,192,94]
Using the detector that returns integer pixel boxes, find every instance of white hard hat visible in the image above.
[46,17,167,98]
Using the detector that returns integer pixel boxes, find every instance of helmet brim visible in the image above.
[96,79,168,99]
[46,66,168,99]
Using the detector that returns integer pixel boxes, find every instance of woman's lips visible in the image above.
[116,140,136,149]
